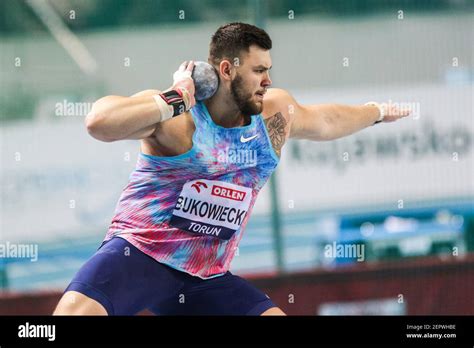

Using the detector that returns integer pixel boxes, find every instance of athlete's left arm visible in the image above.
[269,88,411,141]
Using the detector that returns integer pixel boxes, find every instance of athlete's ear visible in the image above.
[218,60,234,81]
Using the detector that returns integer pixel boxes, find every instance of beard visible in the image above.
[230,73,263,117]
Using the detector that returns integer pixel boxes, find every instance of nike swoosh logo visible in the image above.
[240,134,258,143]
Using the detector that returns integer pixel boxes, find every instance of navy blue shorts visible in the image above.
[64,237,276,315]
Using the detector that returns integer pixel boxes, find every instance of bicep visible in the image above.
[124,89,162,139]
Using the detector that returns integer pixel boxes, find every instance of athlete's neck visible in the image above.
[204,88,251,128]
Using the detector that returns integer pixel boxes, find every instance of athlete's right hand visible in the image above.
[170,60,196,109]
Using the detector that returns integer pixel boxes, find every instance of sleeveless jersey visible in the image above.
[104,101,279,278]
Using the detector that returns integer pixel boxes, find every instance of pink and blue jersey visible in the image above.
[104,101,279,279]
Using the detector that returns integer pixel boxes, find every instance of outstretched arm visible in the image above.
[268,88,411,142]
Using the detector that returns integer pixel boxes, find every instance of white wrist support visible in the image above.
[152,94,174,122]
[365,101,385,122]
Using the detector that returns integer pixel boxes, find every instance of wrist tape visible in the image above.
[153,88,191,121]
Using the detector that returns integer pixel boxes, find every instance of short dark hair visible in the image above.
[209,22,272,67]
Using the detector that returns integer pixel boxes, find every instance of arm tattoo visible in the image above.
[264,112,287,157]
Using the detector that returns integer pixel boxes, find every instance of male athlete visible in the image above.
[54,22,410,316]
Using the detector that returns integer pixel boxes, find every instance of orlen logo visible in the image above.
[191,181,208,193]
[211,185,246,201]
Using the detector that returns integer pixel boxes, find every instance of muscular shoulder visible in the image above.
[261,88,295,157]
[261,88,295,118]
